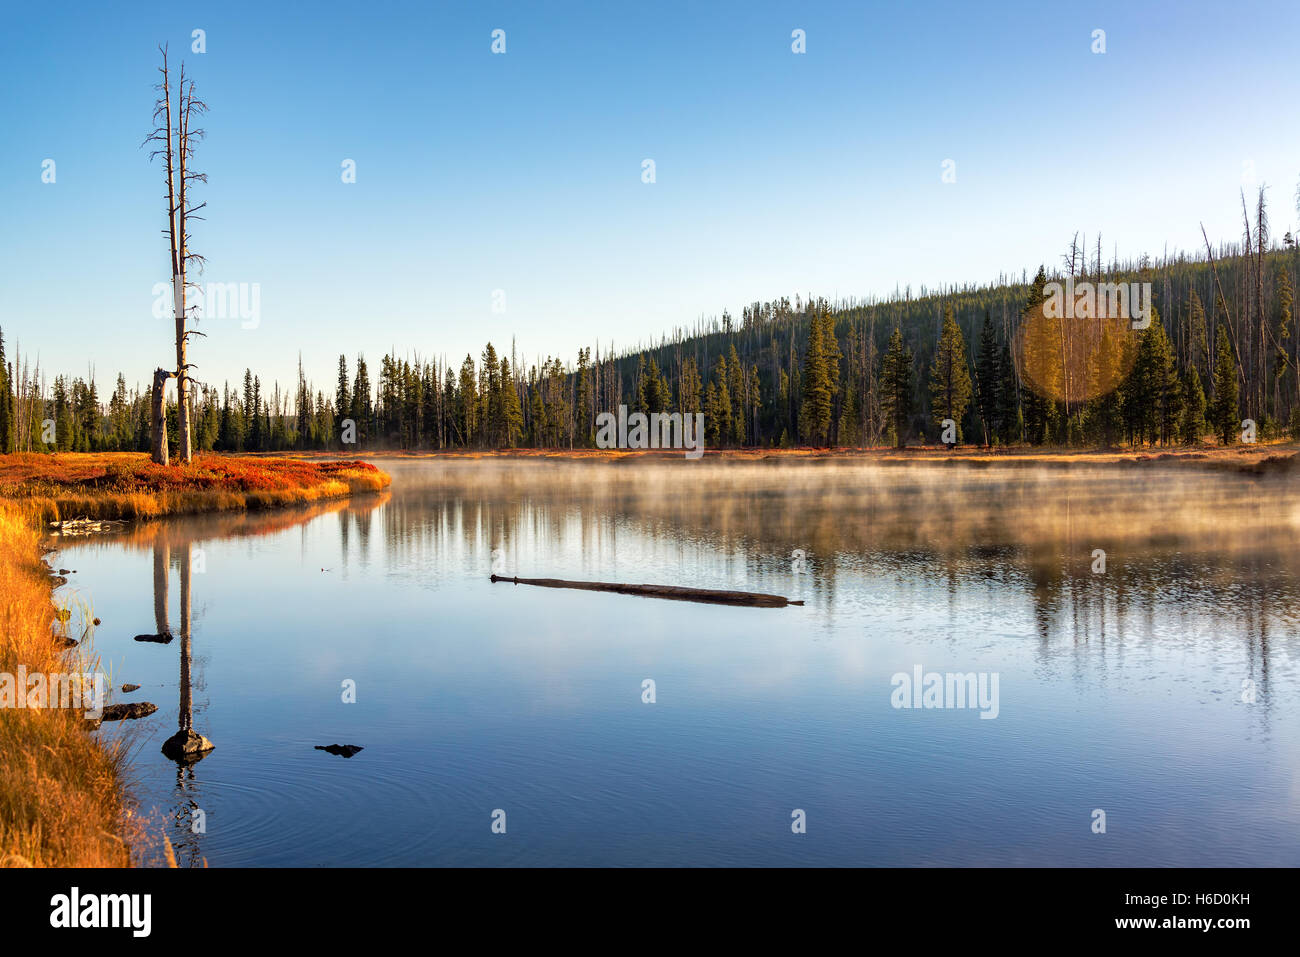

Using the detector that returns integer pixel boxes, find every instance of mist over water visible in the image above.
[55,459,1300,866]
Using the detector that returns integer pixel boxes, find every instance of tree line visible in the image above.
[3,195,1299,456]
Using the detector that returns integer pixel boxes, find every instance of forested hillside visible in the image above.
[4,196,1299,454]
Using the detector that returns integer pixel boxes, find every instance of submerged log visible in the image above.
[490,574,804,607]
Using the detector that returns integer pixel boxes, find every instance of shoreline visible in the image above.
[0,454,391,868]
[285,442,1300,475]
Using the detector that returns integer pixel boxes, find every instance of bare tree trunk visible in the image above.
[151,368,172,466]
[174,288,192,462]
[148,49,181,464]
[1201,224,1247,388]
[147,46,205,465]
[175,67,194,464]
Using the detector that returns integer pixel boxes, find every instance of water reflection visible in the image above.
[369,459,1299,709]
[102,496,391,866]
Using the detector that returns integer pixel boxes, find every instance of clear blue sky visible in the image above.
[2,0,1298,397]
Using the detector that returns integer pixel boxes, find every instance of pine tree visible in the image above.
[996,342,1020,444]
[800,309,832,446]
[678,357,703,415]
[1209,324,1239,445]
[1276,265,1293,413]
[480,343,502,445]
[457,355,477,445]
[250,376,263,451]
[633,354,648,415]
[929,305,973,443]
[974,312,998,446]
[645,356,668,414]
[351,356,372,444]
[709,357,731,446]
[707,379,728,447]
[1181,368,1207,444]
[1085,325,1125,447]
[575,348,593,446]
[818,307,841,444]
[52,376,74,451]
[80,377,100,451]
[1153,318,1183,445]
[1019,266,1059,444]
[879,326,914,449]
[727,346,746,445]
[295,355,311,448]
[499,357,524,447]
[335,355,350,435]
[1186,289,1209,380]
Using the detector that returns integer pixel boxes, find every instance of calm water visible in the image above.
[52,458,1300,866]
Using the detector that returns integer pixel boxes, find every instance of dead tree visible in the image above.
[151,367,173,465]
[145,46,207,465]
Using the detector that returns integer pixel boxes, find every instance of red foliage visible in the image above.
[0,453,381,497]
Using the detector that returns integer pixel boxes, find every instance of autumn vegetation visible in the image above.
[0,453,390,524]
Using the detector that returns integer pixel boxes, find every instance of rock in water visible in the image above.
[121,683,141,693]
[101,702,158,721]
[162,729,215,762]
[132,632,174,644]
[315,744,364,758]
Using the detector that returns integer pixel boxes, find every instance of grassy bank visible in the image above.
[0,453,391,867]
[0,504,132,867]
[0,453,390,524]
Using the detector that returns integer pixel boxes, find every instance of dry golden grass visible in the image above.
[0,452,391,524]
[0,504,136,867]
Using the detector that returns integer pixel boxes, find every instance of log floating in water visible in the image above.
[490,574,804,607]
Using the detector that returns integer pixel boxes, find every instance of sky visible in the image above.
[2,0,1299,397]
